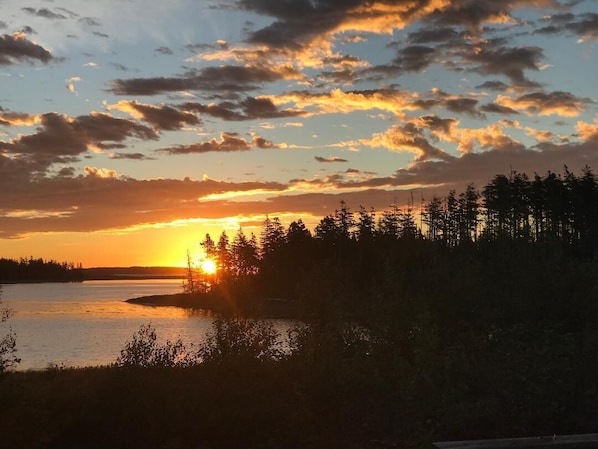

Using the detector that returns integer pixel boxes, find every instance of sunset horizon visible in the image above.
[1,0,597,267]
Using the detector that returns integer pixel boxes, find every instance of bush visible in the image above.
[198,317,283,363]
[0,289,20,373]
[115,324,195,368]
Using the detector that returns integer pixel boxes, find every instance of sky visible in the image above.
[0,0,597,267]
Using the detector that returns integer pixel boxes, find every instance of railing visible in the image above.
[434,434,598,449]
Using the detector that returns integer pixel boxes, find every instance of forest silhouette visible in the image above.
[2,167,598,448]
[0,258,83,283]
[185,166,598,323]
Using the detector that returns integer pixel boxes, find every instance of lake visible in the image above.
[0,280,289,371]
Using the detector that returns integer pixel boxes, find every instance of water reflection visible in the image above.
[1,280,294,370]
[1,280,213,370]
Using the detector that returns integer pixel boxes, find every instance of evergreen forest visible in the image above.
[193,166,598,324]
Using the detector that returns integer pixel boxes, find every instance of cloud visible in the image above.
[21,7,67,20]
[0,110,39,126]
[79,17,102,27]
[109,64,303,96]
[451,123,524,154]
[367,123,455,162]
[566,12,598,41]
[0,173,289,238]
[315,156,349,163]
[524,127,555,142]
[226,0,565,74]
[292,137,598,199]
[271,87,487,121]
[535,12,598,41]
[66,76,81,93]
[155,132,275,155]
[407,27,460,44]
[463,45,544,87]
[577,119,598,141]
[424,0,564,31]
[480,103,520,115]
[234,0,482,52]
[154,46,173,55]
[108,101,201,131]
[0,112,158,173]
[84,166,118,178]
[476,80,511,91]
[271,88,417,116]
[444,98,484,118]
[180,96,306,121]
[252,136,276,148]
[109,152,156,161]
[496,91,594,117]
[393,45,439,72]
[0,32,53,65]
[393,138,598,191]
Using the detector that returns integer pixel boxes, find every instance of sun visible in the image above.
[200,258,217,275]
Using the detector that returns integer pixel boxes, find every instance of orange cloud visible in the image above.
[524,127,555,142]
[496,91,593,117]
[577,119,598,141]
[271,88,416,117]
[84,166,118,179]
[107,100,201,131]
[0,111,40,126]
[366,123,454,162]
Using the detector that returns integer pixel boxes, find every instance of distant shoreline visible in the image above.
[84,266,187,281]
[0,266,187,285]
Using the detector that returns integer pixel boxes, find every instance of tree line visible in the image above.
[190,166,598,310]
[0,257,84,283]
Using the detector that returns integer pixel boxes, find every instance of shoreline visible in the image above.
[126,292,301,319]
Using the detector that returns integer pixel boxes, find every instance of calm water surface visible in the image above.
[0,280,236,370]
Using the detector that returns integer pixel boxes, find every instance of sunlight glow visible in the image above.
[200,259,217,275]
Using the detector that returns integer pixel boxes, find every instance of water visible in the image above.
[0,280,235,370]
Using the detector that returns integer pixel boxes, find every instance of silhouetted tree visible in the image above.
[355,206,376,242]
[445,190,460,246]
[377,203,401,240]
[259,217,288,297]
[260,216,286,259]
[399,195,418,240]
[216,231,231,282]
[423,194,444,242]
[482,174,511,240]
[183,250,200,293]
[285,219,314,271]
[334,200,354,241]
[230,229,259,278]
[200,233,218,260]
[458,183,480,243]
